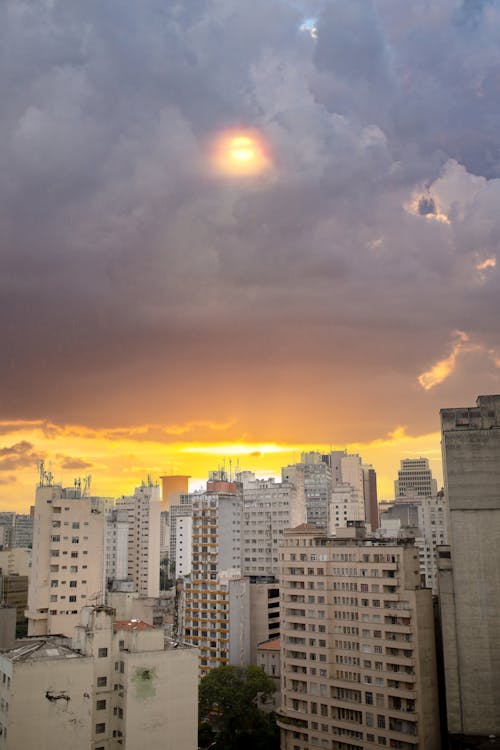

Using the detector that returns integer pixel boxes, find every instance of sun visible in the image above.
[209,129,271,177]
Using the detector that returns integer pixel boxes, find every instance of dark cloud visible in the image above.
[1,0,500,440]
[56,455,93,470]
[0,441,40,471]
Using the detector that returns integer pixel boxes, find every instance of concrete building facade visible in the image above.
[27,484,107,637]
[0,605,198,750]
[116,480,161,599]
[438,395,500,744]
[278,523,441,750]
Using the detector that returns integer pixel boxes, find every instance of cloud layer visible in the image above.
[1,0,500,495]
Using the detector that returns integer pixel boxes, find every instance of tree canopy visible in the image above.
[198,664,279,750]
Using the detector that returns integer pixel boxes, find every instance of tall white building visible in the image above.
[27,482,108,637]
[116,480,161,599]
[394,458,438,499]
[169,495,192,577]
[415,490,449,593]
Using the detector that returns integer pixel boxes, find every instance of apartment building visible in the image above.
[116,480,161,599]
[182,484,250,675]
[27,483,108,637]
[242,474,305,579]
[278,523,440,750]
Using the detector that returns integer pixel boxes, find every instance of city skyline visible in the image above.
[2,1,500,509]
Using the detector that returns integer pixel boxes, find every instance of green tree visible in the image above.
[198,665,279,750]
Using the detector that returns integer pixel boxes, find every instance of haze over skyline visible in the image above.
[2,1,500,509]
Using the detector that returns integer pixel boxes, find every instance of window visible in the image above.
[96,699,106,710]
[71,537,79,544]
[69,581,77,588]
[69,595,77,603]
[98,648,108,658]
[96,676,107,687]
[95,723,105,734]
[72,522,80,529]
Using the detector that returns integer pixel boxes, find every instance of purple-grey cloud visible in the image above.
[0,0,500,440]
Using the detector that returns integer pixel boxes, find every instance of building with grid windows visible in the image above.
[277,522,440,750]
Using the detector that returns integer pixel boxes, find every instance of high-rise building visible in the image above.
[278,522,441,750]
[182,480,250,675]
[438,394,500,744]
[0,513,15,549]
[242,474,306,579]
[116,479,161,599]
[394,458,438,499]
[328,483,365,532]
[169,494,193,577]
[363,465,379,531]
[27,482,108,637]
[104,508,129,591]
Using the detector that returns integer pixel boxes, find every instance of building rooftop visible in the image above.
[258,638,280,652]
[114,619,153,632]
[0,637,83,662]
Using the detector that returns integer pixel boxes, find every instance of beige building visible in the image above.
[0,605,198,750]
[116,480,161,599]
[438,395,500,744]
[278,522,440,750]
[0,637,93,749]
[27,483,108,637]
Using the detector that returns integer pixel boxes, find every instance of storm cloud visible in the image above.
[1,0,500,445]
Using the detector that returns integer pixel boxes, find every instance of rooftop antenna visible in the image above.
[82,475,92,497]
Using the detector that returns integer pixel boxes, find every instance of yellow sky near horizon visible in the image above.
[0,419,442,512]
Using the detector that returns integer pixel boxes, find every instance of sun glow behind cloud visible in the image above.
[209,129,271,178]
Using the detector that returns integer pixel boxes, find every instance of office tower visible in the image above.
[278,522,441,750]
[394,458,438,499]
[283,453,332,529]
[27,480,108,637]
[12,514,33,548]
[363,465,379,531]
[183,479,250,675]
[438,395,500,743]
[116,479,161,599]
[160,474,190,511]
[0,605,198,750]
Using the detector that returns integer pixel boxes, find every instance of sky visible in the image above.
[2,0,500,510]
